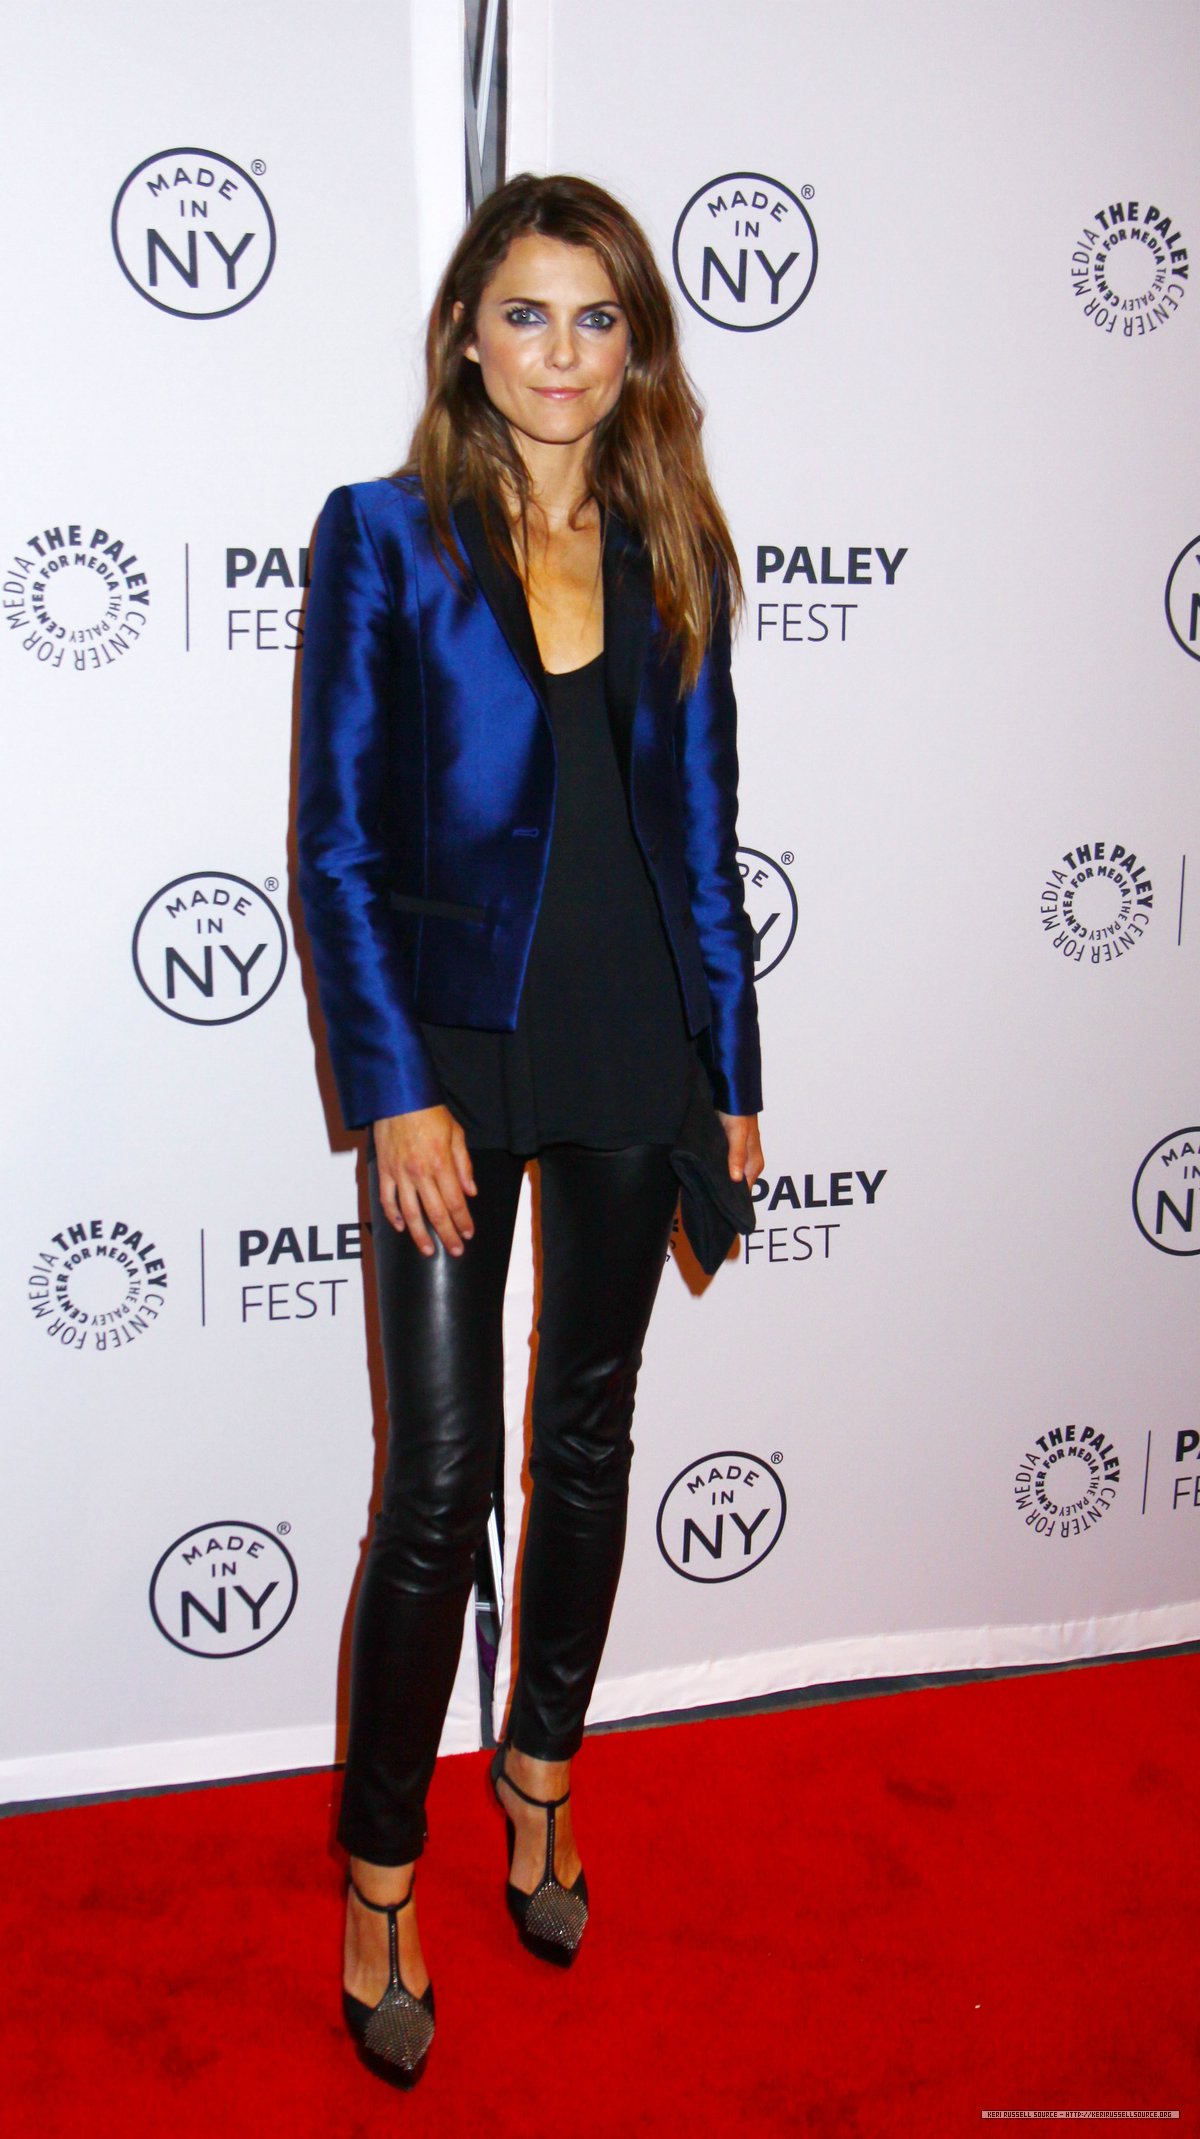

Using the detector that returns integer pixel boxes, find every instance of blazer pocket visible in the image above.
[388,890,487,925]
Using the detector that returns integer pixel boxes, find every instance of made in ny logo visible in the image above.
[1132,1129,1200,1257]
[112,149,276,318]
[4,522,150,671]
[149,1522,298,1657]
[673,174,817,330]
[1165,536,1200,662]
[132,872,287,1024]
[656,1451,787,1582]
[1069,198,1188,337]
[737,849,797,979]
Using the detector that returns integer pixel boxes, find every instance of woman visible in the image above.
[298,171,763,2087]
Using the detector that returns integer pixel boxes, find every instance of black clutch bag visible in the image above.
[670,1057,756,1276]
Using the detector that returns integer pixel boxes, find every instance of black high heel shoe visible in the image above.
[489,1746,589,1967]
[342,1877,435,2088]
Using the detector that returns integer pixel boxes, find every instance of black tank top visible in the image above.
[420,650,693,1152]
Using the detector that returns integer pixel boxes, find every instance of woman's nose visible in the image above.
[546,323,579,369]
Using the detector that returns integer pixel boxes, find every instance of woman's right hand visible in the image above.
[372,1106,477,1257]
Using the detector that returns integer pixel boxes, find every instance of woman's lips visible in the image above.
[534,387,586,399]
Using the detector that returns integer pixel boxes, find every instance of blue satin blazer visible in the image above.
[297,476,762,1130]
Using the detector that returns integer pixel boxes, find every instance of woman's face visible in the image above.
[461,233,631,459]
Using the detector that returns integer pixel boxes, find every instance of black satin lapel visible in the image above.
[453,497,545,702]
[452,499,652,766]
[602,513,654,787]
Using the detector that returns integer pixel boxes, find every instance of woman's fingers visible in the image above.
[378,1170,407,1233]
[373,1107,476,1256]
[451,1120,478,1201]
[430,1161,475,1249]
[394,1174,435,1255]
[390,1163,471,1257]
[397,1172,453,1249]
[718,1112,764,1188]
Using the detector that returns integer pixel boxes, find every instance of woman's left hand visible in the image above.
[717,1112,764,1189]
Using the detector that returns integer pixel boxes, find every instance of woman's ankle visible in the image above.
[344,1860,430,2001]
[349,1854,417,1904]
[503,1745,572,1796]
[497,1748,582,1892]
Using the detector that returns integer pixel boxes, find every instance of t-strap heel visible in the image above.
[342,1878,435,2087]
[489,1747,589,1967]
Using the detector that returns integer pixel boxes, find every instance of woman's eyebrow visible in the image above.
[492,292,625,310]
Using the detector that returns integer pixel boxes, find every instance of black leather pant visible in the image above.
[337,1142,679,1866]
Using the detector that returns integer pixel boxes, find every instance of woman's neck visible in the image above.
[503,435,596,538]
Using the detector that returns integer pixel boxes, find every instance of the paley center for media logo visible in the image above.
[4,521,150,671]
[1039,839,1153,966]
[27,1216,168,1354]
[1070,197,1188,338]
[1013,1425,1120,1541]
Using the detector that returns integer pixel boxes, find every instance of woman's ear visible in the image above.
[452,298,480,364]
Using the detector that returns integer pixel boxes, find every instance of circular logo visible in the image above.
[112,149,276,319]
[3,521,150,672]
[737,849,797,979]
[1165,536,1200,662]
[1038,839,1153,965]
[673,174,817,331]
[1133,1128,1200,1256]
[1069,200,1188,337]
[1013,1428,1121,1540]
[132,872,287,1024]
[656,1451,786,1583]
[26,1217,168,1355]
[149,1522,298,1658]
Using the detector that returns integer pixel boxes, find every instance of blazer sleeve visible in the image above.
[297,484,442,1129]
[674,593,764,1116]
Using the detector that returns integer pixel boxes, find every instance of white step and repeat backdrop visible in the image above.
[3,0,1197,1806]
[498,0,1200,1725]
[0,0,473,1802]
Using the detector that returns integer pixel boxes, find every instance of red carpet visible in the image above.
[1,1652,1196,2136]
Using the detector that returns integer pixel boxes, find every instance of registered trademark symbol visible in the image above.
[252,160,267,176]
[779,851,794,866]
[771,1452,783,1465]
[801,185,814,200]
[264,876,279,891]
[276,1520,291,1534]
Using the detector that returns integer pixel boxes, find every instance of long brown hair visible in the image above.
[405,172,742,691]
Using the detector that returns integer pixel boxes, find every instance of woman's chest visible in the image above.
[522,527,604,673]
